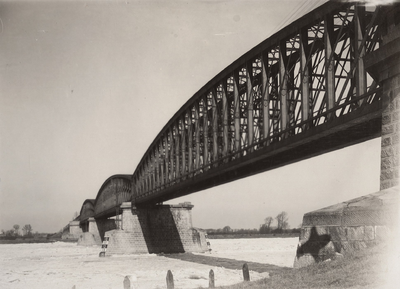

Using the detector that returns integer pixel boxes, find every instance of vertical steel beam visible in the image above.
[188,109,193,173]
[324,14,335,118]
[261,53,270,144]
[169,128,174,181]
[175,124,180,179]
[222,80,229,158]
[181,115,186,176]
[203,95,209,167]
[154,148,159,190]
[159,141,164,186]
[140,165,144,193]
[164,133,169,184]
[194,102,200,170]
[147,155,153,191]
[300,27,311,129]
[150,153,155,191]
[279,40,289,134]
[132,176,137,201]
[247,62,254,149]
[142,161,146,193]
[135,173,139,196]
[355,4,367,102]
[157,144,161,188]
[233,71,241,153]
[146,156,151,191]
[144,158,149,192]
[169,125,175,181]
[211,88,218,163]
[139,169,143,195]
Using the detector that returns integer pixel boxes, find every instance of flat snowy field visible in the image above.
[0,237,298,289]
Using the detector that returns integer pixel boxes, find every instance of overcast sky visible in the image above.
[0,0,382,234]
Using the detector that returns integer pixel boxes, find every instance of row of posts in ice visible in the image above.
[140,264,250,289]
[71,263,251,289]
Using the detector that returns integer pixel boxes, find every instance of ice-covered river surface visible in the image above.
[0,237,298,289]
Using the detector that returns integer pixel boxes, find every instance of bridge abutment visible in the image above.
[295,7,400,268]
[104,202,208,255]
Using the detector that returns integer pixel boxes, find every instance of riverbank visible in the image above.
[217,240,398,289]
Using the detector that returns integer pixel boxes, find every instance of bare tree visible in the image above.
[22,224,32,236]
[13,224,20,236]
[222,226,232,233]
[260,216,274,234]
[275,211,289,230]
[264,216,273,228]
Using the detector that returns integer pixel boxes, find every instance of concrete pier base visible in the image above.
[61,221,82,240]
[105,202,208,255]
[294,187,399,268]
[77,218,102,246]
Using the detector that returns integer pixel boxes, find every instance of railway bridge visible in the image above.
[64,1,400,255]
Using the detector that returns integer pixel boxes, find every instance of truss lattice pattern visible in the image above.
[132,2,384,203]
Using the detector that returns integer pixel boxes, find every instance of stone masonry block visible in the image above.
[382,136,392,147]
[381,147,394,157]
[328,226,347,242]
[389,101,396,112]
[364,226,375,240]
[382,113,392,125]
[315,226,328,235]
[382,124,394,134]
[393,110,400,120]
[381,180,392,190]
[375,226,392,240]
[393,133,399,144]
[346,226,365,241]
[381,155,399,170]
[381,168,396,181]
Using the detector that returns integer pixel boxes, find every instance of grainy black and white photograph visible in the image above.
[0,0,399,288]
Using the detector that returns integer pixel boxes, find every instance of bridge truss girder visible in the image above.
[131,2,385,206]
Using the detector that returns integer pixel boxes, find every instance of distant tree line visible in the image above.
[206,211,301,235]
[1,224,34,238]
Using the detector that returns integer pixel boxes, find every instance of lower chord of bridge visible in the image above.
[130,2,386,205]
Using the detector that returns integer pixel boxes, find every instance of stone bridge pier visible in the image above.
[77,217,117,246]
[104,202,208,255]
[295,7,400,267]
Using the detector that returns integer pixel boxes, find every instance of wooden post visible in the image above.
[166,270,174,289]
[242,263,250,281]
[123,275,137,289]
[209,269,215,288]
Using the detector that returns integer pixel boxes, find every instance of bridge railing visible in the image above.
[132,2,384,202]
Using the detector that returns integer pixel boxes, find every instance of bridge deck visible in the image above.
[77,1,396,220]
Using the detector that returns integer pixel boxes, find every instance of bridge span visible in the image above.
[132,1,384,205]
[64,1,399,256]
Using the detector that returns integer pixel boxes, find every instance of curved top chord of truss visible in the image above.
[79,1,395,220]
[79,175,132,220]
[131,1,386,206]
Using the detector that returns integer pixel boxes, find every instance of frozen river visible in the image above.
[0,237,298,289]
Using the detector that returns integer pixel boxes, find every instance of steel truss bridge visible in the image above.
[81,1,394,221]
